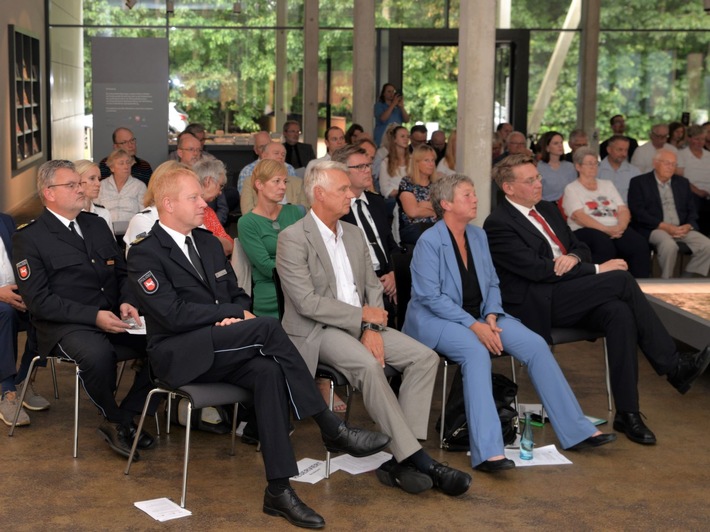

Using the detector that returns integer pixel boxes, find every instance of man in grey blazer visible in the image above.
[276,160,471,497]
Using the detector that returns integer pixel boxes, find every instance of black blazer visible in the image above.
[483,199,596,342]
[127,222,251,387]
[284,142,316,169]
[627,171,699,240]
[13,209,132,355]
[341,191,399,273]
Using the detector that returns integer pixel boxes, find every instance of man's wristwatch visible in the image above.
[361,322,385,332]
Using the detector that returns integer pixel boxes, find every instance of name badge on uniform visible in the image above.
[106,259,115,266]
[16,259,30,281]
[138,271,159,294]
[215,269,228,279]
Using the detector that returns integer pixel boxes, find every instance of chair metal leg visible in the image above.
[181,403,193,508]
[166,393,173,435]
[114,360,127,397]
[154,412,160,436]
[9,356,40,436]
[509,356,519,413]
[603,339,612,411]
[325,380,335,478]
[440,358,448,448]
[50,357,59,399]
[125,388,165,475]
[230,403,238,456]
[73,364,80,458]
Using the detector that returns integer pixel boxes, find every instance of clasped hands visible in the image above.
[470,314,503,356]
[361,305,388,368]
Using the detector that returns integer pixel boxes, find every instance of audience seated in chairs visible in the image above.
[276,160,471,497]
[484,154,710,447]
[627,149,710,279]
[126,161,390,528]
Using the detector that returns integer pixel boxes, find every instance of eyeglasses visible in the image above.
[271,220,280,231]
[48,181,84,190]
[581,161,600,167]
[512,174,542,186]
[650,132,667,138]
[116,137,136,146]
[348,163,373,171]
[180,147,202,154]
[657,160,677,167]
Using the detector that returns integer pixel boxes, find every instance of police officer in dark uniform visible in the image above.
[126,162,390,529]
[13,160,154,459]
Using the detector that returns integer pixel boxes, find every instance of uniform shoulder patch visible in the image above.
[138,271,159,294]
[15,220,35,231]
[16,259,30,280]
[131,232,150,246]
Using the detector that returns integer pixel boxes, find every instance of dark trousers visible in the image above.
[574,227,651,278]
[693,195,710,236]
[56,331,151,426]
[550,270,677,412]
[193,316,326,480]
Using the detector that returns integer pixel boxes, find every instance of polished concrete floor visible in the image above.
[5,337,710,531]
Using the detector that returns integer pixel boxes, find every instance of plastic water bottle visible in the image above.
[520,412,534,460]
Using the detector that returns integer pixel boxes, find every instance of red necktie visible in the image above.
[528,209,567,254]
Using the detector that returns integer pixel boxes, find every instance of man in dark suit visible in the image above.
[283,120,316,169]
[126,162,389,529]
[12,160,155,458]
[332,145,400,323]
[483,154,710,446]
[599,114,638,161]
[627,149,710,279]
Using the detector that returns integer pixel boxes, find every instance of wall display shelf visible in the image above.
[9,25,43,172]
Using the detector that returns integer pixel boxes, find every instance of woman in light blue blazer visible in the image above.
[403,174,615,472]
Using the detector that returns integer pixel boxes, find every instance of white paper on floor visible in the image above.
[134,498,192,521]
[504,444,572,467]
[291,452,392,483]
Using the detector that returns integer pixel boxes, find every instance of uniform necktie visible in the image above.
[528,209,567,254]
[69,221,82,239]
[185,236,207,281]
[355,199,388,271]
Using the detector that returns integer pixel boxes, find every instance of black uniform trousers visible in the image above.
[191,316,326,481]
[56,330,152,426]
[549,270,677,412]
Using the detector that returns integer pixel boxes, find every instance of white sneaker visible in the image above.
[16,380,50,411]
[0,391,31,427]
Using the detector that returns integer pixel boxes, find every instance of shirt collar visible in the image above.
[159,221,193,249]
[505,196,537,217]
[310,209,343,243]
[46,208,78,230]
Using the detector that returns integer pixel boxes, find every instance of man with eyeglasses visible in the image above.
[332,145,400,324]
[282,120,315,170]
[492,130,529,165]
[99,127,153,185]
[630,124,677,174]
[175,131,204,168]
[237,131,297,194]
[628,149,710,279]
[13,160,155,459]
[484,154,710,447]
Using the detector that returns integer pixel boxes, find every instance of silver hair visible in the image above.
[572,146,598,166]
[304,160,349,204]
[430,173,474,219]
[192,158,227,185]
[37,160,76,205]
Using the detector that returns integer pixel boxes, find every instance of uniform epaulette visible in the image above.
[16,220,35,230]
[82,210,99,217]
[140,209,151,214]
[194,226,212,234]
[93,203,106,209]
[131,232,150,246]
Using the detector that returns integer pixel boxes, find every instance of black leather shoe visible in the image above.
[375,458,433,494]
[97,421,139,460]
[129,423,156,450]
[568,433,617,451]
[263,486,325,529]
[474,458,515,473]
[427,461,471,496]
[322,423,391,457]
[667,346,710,394]
[613,412,656,445]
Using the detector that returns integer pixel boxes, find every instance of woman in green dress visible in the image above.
[238,159,304,318]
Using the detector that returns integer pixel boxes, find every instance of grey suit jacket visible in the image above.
[275,211,384,374]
